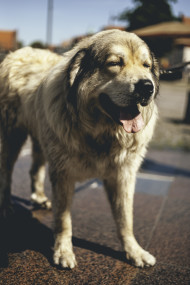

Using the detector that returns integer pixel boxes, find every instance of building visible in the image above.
[0,30,17,51]
[132,18,190,68]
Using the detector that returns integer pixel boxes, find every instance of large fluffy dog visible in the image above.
[0,30,159,268]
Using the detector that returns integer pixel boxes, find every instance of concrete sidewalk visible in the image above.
[0,147,189,284]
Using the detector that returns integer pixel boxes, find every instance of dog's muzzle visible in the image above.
[99,79,154,134]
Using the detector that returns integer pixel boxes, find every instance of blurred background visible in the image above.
[0,0,190,150]
[0,0,189,63]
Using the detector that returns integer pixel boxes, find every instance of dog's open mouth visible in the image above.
[119,105,144,133]
[99,93,144,133]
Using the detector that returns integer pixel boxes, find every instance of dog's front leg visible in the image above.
[50,170,77,269]
[104,171,156,267]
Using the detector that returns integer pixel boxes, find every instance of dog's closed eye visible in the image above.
[143,62,151,68]
[107,61,122,67]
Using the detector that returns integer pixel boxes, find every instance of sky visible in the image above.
[0,0,190,46]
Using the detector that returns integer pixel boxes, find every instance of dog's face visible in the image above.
[68,30,159,133]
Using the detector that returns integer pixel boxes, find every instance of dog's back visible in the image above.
[0,47,61,133]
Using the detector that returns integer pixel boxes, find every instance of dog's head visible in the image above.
[43,30,159,137]
[67,30,159,134]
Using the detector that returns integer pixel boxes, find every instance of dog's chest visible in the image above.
[69,153,112,181]
[84,134,113,156]
[67,134,130,180]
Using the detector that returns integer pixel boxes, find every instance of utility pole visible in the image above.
[46,0,53,47]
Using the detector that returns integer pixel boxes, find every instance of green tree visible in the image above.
[30,41,46,49]
[118,0,179,31]
[17,41,24,49]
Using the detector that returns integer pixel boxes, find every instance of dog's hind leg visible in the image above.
[30,137,51,209]
[0,128,27,217]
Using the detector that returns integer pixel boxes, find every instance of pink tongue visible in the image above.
[119,106,144,133]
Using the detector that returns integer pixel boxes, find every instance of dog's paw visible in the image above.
[53,238,77,269]
[126,248,156,268]
[31,193,52,210]
[43,200,52,210]
[54,248,77,269]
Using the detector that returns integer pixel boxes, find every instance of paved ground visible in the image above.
[0,80,190,284]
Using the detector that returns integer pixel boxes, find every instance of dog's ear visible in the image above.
[67,48,87,87]
[151,52,159,96]
[151,52,159,78]
[66,48,88,111]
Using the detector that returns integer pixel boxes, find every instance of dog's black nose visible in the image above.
[135,79,154,97]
